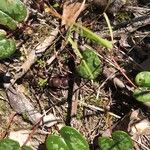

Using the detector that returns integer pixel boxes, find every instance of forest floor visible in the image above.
[0,0,150,150]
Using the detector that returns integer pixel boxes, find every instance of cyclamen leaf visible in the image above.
[46,135,69,150]
[98,137,118,150]
[135,71,150,87]
[76,48,102,80]
[0,0,27,22]
[0,10,17,30]
[0,38,16,60]
[133,87,150,102]
[0,139,20,150]
[60,126,89,150]
[98,131,133,150]
[112,131,133,150]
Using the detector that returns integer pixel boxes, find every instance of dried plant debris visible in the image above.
[92,0,126,14]
[62,1,86,26]
[5,84,59,127]
[0,0,150,149]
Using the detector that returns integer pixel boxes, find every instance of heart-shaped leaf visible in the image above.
[0,10,17,30]
[0,0,27,22]
[60,126,89,150]
[0,37,16,60]
[135,71,150,87]
[112,131,133,150]
[98,131,133,150]
[98,137,118,150]
[0,138,20,150]
[133,87,150,102]
[76,48,102,80]
[46,134,69,150]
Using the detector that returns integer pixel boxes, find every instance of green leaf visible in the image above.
[46,135,69,150]
[75,24,113,49]
[112,131,133,150]
[0,0,27,22]
[133,87,150,102]
[0,138,20,150]
[98,137,118,150]
[53,3,60,8]
[98,131,133,150]
[60,126,89,150]
[0,38,16,59]
[76,48,102,79]
[135,71,150,87]
[21,145,33,150]
[0,10,17,30]
[0,30,6,38]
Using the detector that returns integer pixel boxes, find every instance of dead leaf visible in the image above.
[62,0,86,27]
[112,111,131,132]
[9,130,31,146]
[130,119,150,135]
[5,84,58,127]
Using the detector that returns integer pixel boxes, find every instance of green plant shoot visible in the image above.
[74,24,113,49]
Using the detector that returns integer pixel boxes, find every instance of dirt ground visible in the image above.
[0,0,150,150]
